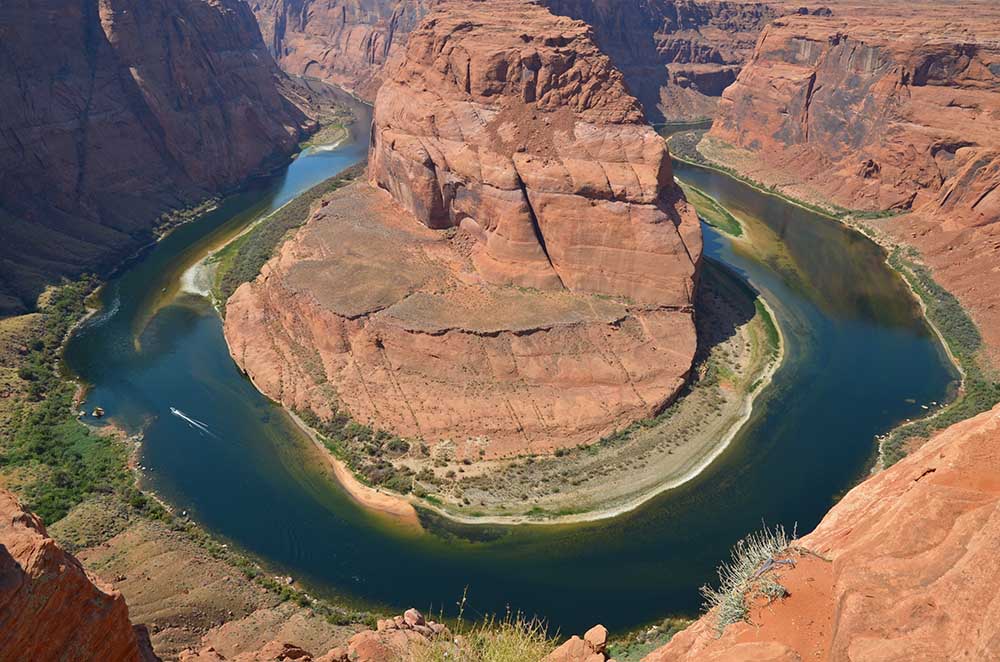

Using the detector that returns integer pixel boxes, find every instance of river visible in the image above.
[64,111,957,635]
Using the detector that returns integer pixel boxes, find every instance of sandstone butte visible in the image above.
[249,0,783,121]
[705,1,1000,366]
[0,0,314,316]
[0,489,156,661]
[224,0,703,457]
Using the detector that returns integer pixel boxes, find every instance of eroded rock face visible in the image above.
[250,0,438,101]
[705,2,1000,365]
[0,0,312,315]
[249,0,780,120]
[645,403,1000,661]
[0,489,154,661]
[225,182,697,456]
[370,0,702,305]
[227,1,700,456]
[541,0,780,122]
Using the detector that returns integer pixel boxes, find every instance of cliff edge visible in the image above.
[0,489,155,662]
[646,402,1000,661]
[225,0,701,459]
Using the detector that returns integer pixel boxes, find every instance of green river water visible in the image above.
[64,111,957,635]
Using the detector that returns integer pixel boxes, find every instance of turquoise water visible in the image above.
[64,120,957,635]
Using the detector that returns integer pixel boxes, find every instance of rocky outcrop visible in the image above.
[370,0,701,304]
[227,0,701,456]
[250,0,437,101]
[181,609,450,661]
[249,0,781,121]
[704,3,1000,363]
[0,0,313,316]
[645,402,1000,661]
[0,489,155,661]
[545,624,611,662]
[541,0,780,122]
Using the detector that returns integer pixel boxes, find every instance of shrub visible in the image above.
[700,524,794,633]
[412,610,556,662]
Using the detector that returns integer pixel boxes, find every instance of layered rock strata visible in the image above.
[541,0,781,122]
[226,0,701,456]
[646,402,1000,661]
[250,0,782,121]
[0,0,313,315]
[369,0,701,304]
[0,489,154,661]
[250,0,437,100]
[705,2,1000,362]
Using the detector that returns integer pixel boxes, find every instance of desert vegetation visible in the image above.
[700,524,799,632]
[212,163,366,306]
[0,278,150,523]
[880,247,1000,464]
[411,609,557,662]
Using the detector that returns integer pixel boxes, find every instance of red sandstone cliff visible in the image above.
[225,0,701,456]
[541,0,781,123]
[705,2,1000,362]
[0,489,155,662]
[249,0,437,100]
[646,401,1000,661]
[249,0,781,121]
[0,0,313,316]
[369,0,701,303]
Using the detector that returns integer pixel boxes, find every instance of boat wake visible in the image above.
[169,407,218,437]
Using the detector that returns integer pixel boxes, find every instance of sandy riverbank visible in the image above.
[269,265,786,527]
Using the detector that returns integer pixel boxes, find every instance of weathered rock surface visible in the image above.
[705,1,1000,364]
[545,624,611,662]
[227,0,700,456]
[370,0,701,304]
[0,489,155,661]
[250,0,437,100]
[645,402,1000,661]
[226,183,696,456]
[541,0,780,122]
[250,0,782,121]
[0,0,313,315]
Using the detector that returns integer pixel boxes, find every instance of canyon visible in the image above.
[249,0,784,121]
[2,0,1000,660]
[225,0,703,458]
[701,0,1000,366]
[0,0,316,316]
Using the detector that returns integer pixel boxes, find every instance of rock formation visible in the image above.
[180,608,450,661]
[369,0,701,303]
[250,0,437,101]
[645,402,1000,661]
[250,0,782,121]
[545,624,611,662]
[704,1,1000,362]
[541,0,780,122]
[226,0,701,456]
[0,489,155,661]
[0,0,314,315]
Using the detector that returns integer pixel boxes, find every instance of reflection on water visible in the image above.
[65,112,957,634]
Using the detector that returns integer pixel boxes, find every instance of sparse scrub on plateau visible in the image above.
[700,524,796,633]
[411,609,557,662]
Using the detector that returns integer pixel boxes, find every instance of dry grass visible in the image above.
[412,610,557,662]
[700,524,795,633]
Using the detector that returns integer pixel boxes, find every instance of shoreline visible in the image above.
[671,136,969,471]
[268,290,786,527]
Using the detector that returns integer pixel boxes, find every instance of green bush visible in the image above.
[215,163,366,306]
[881,249,1000,465]
[5,277,148,523]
